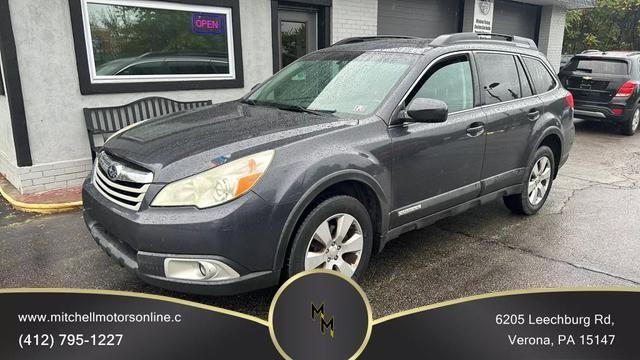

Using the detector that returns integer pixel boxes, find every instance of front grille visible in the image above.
[93,153,152,211]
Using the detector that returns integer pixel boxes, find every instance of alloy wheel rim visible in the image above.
[304,213,364,277]
[528,156,552,206]
[632,109,640,132]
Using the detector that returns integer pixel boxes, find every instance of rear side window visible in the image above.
[119,62,166,76]
[523,57,557,94]
[410,55,474,113]
[516,57,534,98]
[167,61,215,75]
[565,59,628,75]
[476,53,521,105]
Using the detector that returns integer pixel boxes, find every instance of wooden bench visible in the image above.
[84,96,212,159]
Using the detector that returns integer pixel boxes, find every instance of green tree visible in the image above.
[564,0,640,54]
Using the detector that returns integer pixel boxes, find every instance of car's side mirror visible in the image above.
[399,98,449,123]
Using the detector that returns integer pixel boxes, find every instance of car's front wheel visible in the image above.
[504,146,555,215]
[286,195,373,280]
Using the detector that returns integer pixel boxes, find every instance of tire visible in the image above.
[503,146,555,215]
[286,195,373,280]
[621,106,640,136]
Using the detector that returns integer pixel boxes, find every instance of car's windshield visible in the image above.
[245,51,417,118]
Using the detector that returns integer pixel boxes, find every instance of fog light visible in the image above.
[198,262,208,277]
[164,258,240,281]
[197,261,217,279]
[612,108,625,116]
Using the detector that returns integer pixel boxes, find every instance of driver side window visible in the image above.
[409,55,474,113]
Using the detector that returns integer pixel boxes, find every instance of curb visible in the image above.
[0,184,82,214]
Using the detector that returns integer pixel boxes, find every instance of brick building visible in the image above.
[0,0,595,194]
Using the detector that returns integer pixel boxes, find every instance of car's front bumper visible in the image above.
[82,178,284,295]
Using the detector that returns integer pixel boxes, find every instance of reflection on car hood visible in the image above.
[103,101,357,183]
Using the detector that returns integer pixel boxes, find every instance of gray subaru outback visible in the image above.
[82,33,575,295]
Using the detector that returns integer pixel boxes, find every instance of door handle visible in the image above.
[466,122,485,137]
[528,109,541,121]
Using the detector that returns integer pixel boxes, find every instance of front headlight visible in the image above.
[151,150,275,209]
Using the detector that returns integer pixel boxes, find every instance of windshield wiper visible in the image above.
[275,104,337,116]
[241,99,257,105]
[242,99,336,116]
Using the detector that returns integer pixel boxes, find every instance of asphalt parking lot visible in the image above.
[2,119,640,319]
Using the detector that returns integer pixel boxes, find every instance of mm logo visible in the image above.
[311,303,335,338]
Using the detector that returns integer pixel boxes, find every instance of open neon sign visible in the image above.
[192,13,226,35]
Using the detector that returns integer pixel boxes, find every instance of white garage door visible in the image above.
[377,0,461,38]
[492,0,540,41]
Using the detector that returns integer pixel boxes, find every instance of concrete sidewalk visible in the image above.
[0,175,82,213]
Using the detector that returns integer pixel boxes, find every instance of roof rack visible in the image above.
[332,35,419,46]
[139,51,228,58]
[578,50,640,57]
[430,32,537,50]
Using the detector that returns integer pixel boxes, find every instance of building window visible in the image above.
[69,0,243,94]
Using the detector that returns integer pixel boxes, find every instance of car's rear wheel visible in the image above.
[286,195,373,280]
[622,106,640,136]
[504,146,555,215]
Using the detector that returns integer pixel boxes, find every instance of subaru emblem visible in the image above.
[107,165,119,180]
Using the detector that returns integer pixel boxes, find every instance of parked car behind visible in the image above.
[559,51,640,135]
[82,33,575,295]
[560,54,574,70]
[95,52,230,76]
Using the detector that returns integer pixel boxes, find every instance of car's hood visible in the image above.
[103,101,358,183]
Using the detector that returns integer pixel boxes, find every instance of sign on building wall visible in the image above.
[473,0,494,34]
[192,13,226,35]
